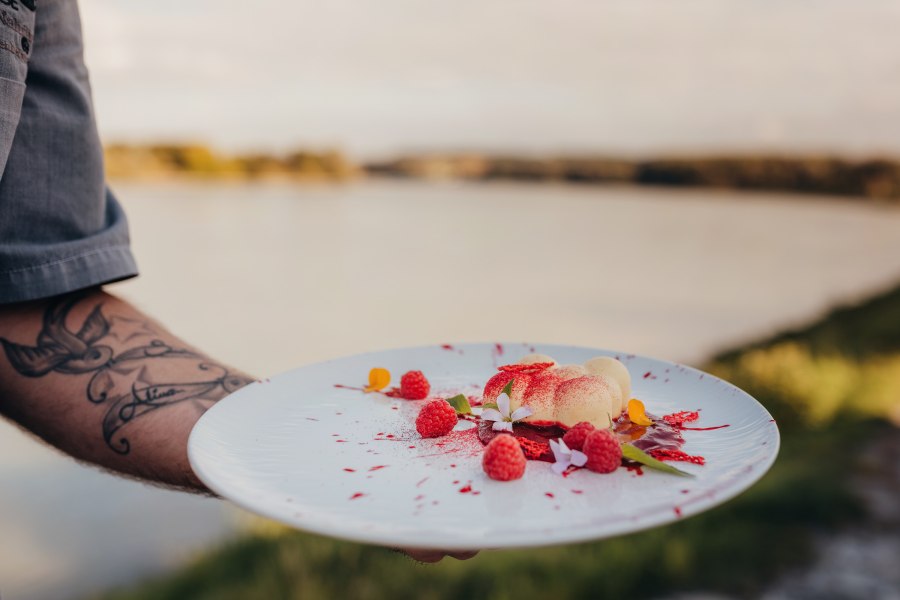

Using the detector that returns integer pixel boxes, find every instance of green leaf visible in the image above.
[621,444,694,477]
[482,402,499,410]
[500,379,514,397]
[446,394,472,415]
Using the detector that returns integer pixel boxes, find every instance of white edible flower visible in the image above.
[549,438,588,475]
[480,392,533,432]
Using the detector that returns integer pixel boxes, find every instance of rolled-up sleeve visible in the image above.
[0,0,138,304]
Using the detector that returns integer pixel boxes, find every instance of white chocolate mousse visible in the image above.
[481,354,632,428]
[584,356,632,415]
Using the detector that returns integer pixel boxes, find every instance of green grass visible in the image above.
[92,284,900,600]
[709,283,900,429]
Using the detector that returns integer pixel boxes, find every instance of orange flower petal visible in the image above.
[364,367,391,392]
[628,398,653,427]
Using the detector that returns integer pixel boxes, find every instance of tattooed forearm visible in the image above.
[1,293,253,455]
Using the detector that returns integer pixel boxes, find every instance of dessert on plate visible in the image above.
[358,350,720,483]
[481,353,632,429]
[472,354,715,479]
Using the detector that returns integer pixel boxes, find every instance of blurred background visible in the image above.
[1,0,899,598]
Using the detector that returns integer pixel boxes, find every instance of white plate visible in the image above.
[189,343,779,550]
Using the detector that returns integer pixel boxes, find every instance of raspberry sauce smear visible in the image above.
[477,420,564,461]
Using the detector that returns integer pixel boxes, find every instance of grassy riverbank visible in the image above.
[91,284,900,600]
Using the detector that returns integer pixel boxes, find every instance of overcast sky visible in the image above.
[80,0,900,159]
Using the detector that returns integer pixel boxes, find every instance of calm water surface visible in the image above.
[2,180,900,599]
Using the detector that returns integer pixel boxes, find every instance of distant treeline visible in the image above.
[367,155,900,200]
[104,144,356,180]
[105,144,900,200]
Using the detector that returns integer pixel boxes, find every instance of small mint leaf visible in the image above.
[446,394,472,415]
[621,444,693,477]
[500,379,514,397]
[482,402,499,410]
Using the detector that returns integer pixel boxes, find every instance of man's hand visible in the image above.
[401,549,479,563]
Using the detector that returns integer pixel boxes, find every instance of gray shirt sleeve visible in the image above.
[0,0,138,304]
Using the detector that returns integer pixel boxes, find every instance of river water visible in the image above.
[2,180,900,599]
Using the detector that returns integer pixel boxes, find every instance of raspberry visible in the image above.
[482,434,527,481]
[582,429,623,474]
[415,400,458,438]
[562,421,596,451]
[400,370,430,400]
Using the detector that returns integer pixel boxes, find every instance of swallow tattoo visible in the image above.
[1,296,113,376]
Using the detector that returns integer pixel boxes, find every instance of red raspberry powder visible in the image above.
[497,362,555,375]
[663,411,700,427]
